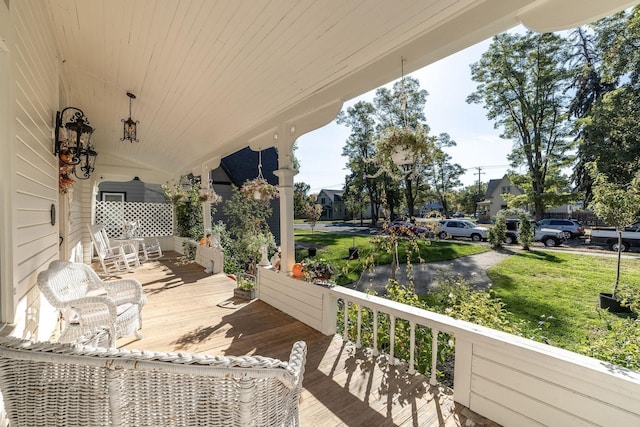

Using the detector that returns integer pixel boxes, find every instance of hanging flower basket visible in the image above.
[240,178,279,203]
[198,188,222,203]
[373,125,436,180]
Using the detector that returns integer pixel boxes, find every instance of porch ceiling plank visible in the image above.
[115,253,496,426]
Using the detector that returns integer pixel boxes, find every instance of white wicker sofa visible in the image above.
[0,336,307,426]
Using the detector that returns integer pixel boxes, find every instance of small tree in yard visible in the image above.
[305,194,323,234]
[488,211,507,249]
[518,212,534,250]
[590,165,640,298]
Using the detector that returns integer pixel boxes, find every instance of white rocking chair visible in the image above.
[140,238,163,261]
[88,224,140,275]
[129,220,163,261]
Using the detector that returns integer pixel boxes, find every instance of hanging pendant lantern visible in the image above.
[121,92,140,143]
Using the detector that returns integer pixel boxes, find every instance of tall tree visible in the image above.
[293,181,311,218]
[373,76,433,218]
[575,7,640,188]
[336,101,381,225]
[451,183,487,214]
[567,28,617,207]
[467,31,575,220]
[343,172,367,225]
[425,133,464,218]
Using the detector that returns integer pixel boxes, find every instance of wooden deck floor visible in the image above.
[109,252,497,427]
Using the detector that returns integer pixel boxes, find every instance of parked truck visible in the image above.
[589,222,640,252]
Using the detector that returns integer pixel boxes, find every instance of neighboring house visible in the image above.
[545,200,584,217]
[210,147,281,243]
[97,178,166,203]
[477,175,584,221]
[419,201,444,217]
[96,148,281,242]
[476,175,525,222]
[317,189,347,220]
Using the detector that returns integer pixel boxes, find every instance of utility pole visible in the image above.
[475,167,485,215]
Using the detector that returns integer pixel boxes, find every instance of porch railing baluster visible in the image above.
[356,305,362,348]
[430,328,438,386]
[389,314,395,365]
[343,299,349,341]
[409,321,415,375]
[372,309,378,356]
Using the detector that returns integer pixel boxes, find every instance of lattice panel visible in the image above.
[95,201,173,238]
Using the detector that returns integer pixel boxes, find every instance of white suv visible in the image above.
[438,220,488,242]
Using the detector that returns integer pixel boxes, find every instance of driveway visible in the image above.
[351,249,515,296]
[295,221,379,235]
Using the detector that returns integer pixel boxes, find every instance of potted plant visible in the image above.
[301,258,336,283]
[240,178,279,204]
[348,237,359,259]
[590,165,640,312]
[234,272,257,300]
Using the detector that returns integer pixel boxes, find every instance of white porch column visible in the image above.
[273,167,298,274]
[251,100,343,274]
[201,166,212,233]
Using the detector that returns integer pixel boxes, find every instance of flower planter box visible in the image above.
[235,273,257,300]
[234,288,257,300]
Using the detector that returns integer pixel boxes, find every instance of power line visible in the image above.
[463,164,509,171]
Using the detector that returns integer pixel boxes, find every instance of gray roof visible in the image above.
[219,147,278,187]
[485,178,502,198]
[319,189,344,202]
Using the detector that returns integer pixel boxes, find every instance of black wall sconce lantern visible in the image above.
[121,92,139,143]
[54,107,97,180]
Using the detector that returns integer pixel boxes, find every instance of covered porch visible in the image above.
[116,252,496,427]
[2,1,640,425]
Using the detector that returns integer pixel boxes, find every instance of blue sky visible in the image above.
[295,34,519,193]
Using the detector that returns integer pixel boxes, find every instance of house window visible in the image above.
[320,197,326,205]
[102,192,125,202]
[501,186,511,193]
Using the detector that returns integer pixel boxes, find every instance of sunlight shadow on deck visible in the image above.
[117,252,496,426]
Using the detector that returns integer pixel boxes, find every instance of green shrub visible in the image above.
[580,312,640,371]
[488,211,507,249]
[518,211,534,250]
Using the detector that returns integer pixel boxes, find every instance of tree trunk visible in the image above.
[614,229,622,297]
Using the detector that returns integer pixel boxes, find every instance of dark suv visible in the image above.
[537,219,584,239]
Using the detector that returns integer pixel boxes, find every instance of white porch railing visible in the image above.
[258,268,640,426]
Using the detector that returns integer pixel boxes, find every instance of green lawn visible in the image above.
[487,250,640,351]
[294,229,488,285]
[294,230,639,357]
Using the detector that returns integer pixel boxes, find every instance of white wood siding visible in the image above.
[5,0,59,335]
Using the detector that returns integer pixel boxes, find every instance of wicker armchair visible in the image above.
[0,336,306,427]
[37,260,146,347]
